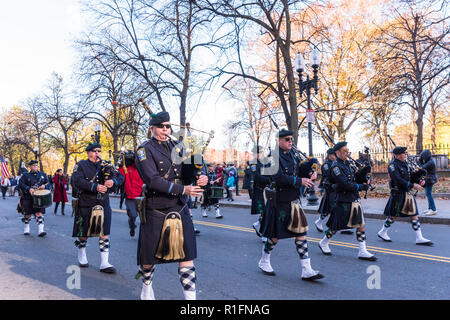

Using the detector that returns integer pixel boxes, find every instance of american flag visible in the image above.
[1,155,10,184]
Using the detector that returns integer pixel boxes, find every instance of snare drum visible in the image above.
[32,189,52,208]
[209,186,224,199]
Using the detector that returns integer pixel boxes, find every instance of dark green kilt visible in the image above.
[318,189,336,218]
[20,197,46,215]
[72,195,112,238]
[250,187,265,215]
[383,191,418,217]
[260,200,307,239]
[326,201,364,231]
[201,191,219,208]
[137,204,197,266]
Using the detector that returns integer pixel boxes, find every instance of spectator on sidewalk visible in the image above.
[9,176,17,196]
[48,174,54,191]
[419,149,438,216]
[228,162,239,196]
[118,151,143,237]
[226,171,235,202]
[53,169,68,215]
[1,177,10,199]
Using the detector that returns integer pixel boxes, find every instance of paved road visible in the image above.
[0,196,449,300]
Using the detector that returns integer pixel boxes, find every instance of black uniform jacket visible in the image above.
[135,137,187,209]
[72,159,123,201]
[272,148,309,202]
[19,171,50,200]
[388,159,413,192]
[329,158,360,203]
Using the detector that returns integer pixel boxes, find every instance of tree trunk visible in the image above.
[8,151,15,176]
[64,152,69,175]
[415,109,424,153]
[430,102,437,153]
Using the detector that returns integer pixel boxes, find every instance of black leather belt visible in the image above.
[79,193,99,200]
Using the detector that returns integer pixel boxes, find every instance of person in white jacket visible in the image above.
[1,177,10,199]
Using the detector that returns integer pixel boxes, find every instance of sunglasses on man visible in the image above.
[284,137,293,142]
[91,149,102,153]
[155,124,172,129]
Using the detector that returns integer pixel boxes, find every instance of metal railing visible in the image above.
[313,145,450,173]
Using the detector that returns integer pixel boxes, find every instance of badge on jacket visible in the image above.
[333,166,341,176]
[137,148,147,161]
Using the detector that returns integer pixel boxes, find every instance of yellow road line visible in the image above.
[192,219,450,263]
[109,208,450,263]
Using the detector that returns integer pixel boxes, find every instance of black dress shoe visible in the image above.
[38,232,47,237]
[416,241,433,246]
[100,267,116,274]
[194,229,200,234]
[302,273,325,281]
[377,234,392,242]
[259,267,276,276]
[79,263,89,268]
[130,229,135,237]
[358,256,377,261]
[318,244,332,256]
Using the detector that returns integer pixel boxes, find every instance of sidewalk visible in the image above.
[218,193,450,225]
[67,190,450,225]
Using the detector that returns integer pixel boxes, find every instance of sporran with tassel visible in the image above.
[401,192,417,216]
[155,206,186,261]
[87,205,104,237]
[287,200,308,233]
[347,201,365,228]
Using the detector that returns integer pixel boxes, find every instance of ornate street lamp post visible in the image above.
[94,124,102,144]
[295,46,321,206]
[33,147,39,161]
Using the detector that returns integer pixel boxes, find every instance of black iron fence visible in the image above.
[313,144,450,173]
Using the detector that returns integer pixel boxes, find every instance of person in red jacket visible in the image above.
[53,169,68,215]
[118,151,144,237]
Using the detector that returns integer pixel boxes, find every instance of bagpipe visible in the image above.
[138,98,215,206]
[322,129,375,198]
[116,148,136,175]
[351,147,376,198]
[387,135,426,185]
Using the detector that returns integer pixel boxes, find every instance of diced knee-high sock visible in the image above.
[178,266,196,291]
[356,230,366,242]
[263,238,276,254]
[295,239,309,260]
[140,265,156,285]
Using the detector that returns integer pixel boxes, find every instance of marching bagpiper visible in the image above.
[135,110,208,300]
[315,148,336,232]
[318,142,376,261]
[258,129,324,281]
[249,145,271,242]
[377,146,433,246]
[71,142,124,273]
